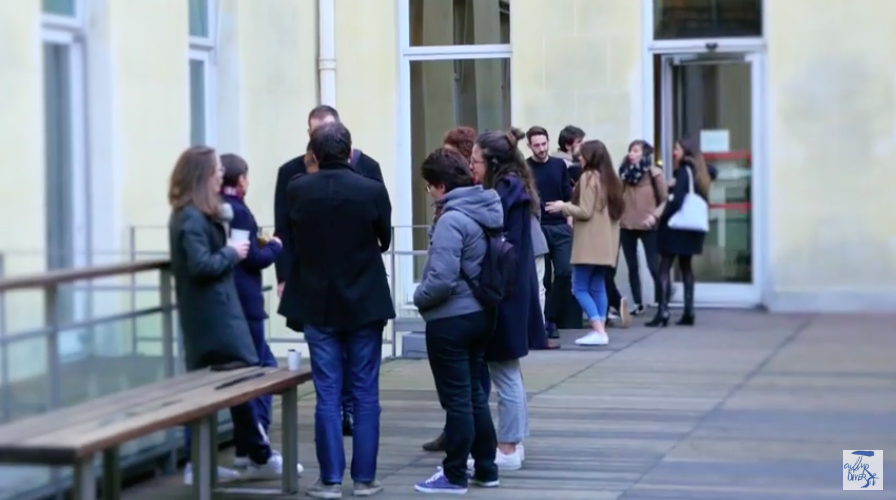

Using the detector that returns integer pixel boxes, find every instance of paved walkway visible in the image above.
[124,310,896,499]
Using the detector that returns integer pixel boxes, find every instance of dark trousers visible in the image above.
[604,266,622,316]
[620,229,661,306]
[426,310,498,486]
[542,224,575,326]
[233,321,278,458]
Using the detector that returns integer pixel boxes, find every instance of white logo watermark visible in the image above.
[843,450,883,490]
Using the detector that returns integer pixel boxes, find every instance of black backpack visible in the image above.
[460,220,517,307]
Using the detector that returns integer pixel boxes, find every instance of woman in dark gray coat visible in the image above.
[168,146,293,483]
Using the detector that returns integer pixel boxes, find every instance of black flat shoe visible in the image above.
[645,309,670,327]
[342,414,353,436]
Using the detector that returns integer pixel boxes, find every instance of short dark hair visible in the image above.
[421,147,474,192]
[307,105,340,125]
[525,126,549,142]
[558,125,586,152]
[309,122,352,164]
[220,153,248,187]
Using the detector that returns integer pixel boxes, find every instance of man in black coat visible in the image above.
[273,105,383,298]
[273,105,384,436]
[279,121,394,497]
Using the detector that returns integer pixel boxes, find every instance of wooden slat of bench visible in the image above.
[0,367,312,465]
[0,368,238,443]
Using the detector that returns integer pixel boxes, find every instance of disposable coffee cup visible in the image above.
[231,229,250,243]
[287,349,301,371]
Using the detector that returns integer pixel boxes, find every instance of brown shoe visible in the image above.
[422,432,446,452]
[618,298,631,328]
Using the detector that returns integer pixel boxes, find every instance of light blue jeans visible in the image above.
[572,265,608,322]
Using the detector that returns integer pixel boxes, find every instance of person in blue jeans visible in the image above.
[278,122,395,498]
[545,140,624,347]
[219,153,301,473]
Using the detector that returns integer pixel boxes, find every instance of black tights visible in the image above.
[658,255,694,306]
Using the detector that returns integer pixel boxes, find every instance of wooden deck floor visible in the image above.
[124,310,896,499]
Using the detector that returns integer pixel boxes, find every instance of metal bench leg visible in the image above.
[190,416,215,500]
[102,448,121,500]
[281,385,299,494]
[72,454,96,500]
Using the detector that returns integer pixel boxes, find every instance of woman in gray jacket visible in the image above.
[413,148,502,494]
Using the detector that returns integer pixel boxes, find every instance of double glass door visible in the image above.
[658,52,763,306]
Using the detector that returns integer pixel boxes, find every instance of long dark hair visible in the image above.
[676,137,711,197]
[575,140,625,221]
[475,127,540,215]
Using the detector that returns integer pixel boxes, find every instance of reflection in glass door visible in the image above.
[659,53,762,305]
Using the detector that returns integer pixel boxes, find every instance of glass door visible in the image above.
[659,52,762,306]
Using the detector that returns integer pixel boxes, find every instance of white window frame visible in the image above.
[189,0,217,146]
[41,0,88,359]
[640,0,769,307]
[396,0,512,305]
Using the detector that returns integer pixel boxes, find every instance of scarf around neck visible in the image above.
[619,157,652,186]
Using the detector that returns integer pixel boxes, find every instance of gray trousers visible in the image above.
[487,359,529,444]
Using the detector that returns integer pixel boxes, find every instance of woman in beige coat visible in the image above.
[545,140,624,346]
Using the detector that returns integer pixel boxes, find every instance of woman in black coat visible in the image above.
[470,128,545,470]
[168,146,289,481]
[648,138,712,328]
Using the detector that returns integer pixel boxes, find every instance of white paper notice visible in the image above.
[700,129,730,153]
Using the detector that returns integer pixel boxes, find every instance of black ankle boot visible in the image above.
[645,306,670,327]
[676,281,695,326]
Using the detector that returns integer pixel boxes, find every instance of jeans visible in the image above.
[305,322,384,484]
[620,229,661,306]
[488,359,529,444]
[572,265,609,322]
[541,224,573,324]
[425,310,498,485]
[342,351,354,418]
[234,320,278,458]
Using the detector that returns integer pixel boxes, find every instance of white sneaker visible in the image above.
[242,451,304,481]
[518,443,525,461]
[183,463,242,485]
[495,447,522,470]
[575,331,608,346]
[233,456,249,469]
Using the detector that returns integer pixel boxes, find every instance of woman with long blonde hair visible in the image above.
[647,137,711,327]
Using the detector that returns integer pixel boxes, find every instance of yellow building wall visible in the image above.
[765,0,896,310]
[511,0,644,162]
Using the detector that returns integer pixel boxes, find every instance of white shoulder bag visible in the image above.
[667,166,709,233]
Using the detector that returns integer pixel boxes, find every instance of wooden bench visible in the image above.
[0,366,312,500]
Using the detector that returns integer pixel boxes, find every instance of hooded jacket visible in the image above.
[413,185,504,321]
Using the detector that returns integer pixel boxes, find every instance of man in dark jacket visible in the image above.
[273,105,384,436]
[273,105,384,298]
[279,121,394,498]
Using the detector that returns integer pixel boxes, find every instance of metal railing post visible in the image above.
[158,266,177,473]
[0,253,9,422]
[129,226,138,355]
[44,283,63,495]
[389,227,398,359]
